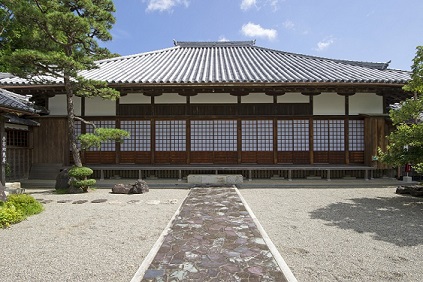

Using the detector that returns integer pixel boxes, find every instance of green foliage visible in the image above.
[70,179,96,189]
[68,166,95,192]
[6,194,44,217]
[68,166,93,178]
[379,46,423,173]
[0,194,43,228]
[78,128,129,150]
[0,204,23,228]
[75,77,120,100]
[0,0,119,167]
[404,46,423,94]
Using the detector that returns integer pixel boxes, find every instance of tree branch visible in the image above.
[74,116,96,129]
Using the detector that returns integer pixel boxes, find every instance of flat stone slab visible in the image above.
[187,174,243,184]
[135,187,291,281]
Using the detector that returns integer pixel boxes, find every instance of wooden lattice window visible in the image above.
[349,120,364,151]
[191,120,237,151]
[155,120,186,151]
[313,120,344,151]
[214,120,237,151]
[86,120,116,151]
[73,120,82,150]
[120,121,151,151]
[6,130,28,147]
[242,120,273,151]
[278,120,309,151]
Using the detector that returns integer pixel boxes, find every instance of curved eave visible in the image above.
[1,80,408,91]
[0,106,39,116]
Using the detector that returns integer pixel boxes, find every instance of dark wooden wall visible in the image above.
[364,116,389,169]
[32,117,68,164]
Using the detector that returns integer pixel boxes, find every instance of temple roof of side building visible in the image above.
[0,41,411,87]
[0,88,40,115]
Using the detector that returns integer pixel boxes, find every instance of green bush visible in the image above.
[0,194,43,228]
[71,179,96,189]
[0,205,24,228]
[68,166,96,192]
[68,166,93,178]
[7,194,44,217]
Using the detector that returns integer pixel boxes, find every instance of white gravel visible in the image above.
[240,187,423,282]
[2,186,422,282]
[0,188,188,282]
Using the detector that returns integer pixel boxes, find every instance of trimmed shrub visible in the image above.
[68,166,93,179]
[68,166,96,192]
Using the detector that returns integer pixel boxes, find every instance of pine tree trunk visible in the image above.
[64,74,82,167]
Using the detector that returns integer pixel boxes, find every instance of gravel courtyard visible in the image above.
[0,186,422,281]
[241,187,423,282]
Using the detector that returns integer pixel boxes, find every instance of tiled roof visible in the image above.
[0,88,39,115]
[0,41,410,86]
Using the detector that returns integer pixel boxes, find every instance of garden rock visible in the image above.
[55,169,70,190]
[129,179,149,194]
[112,180,149,194]
[112,184,132,194]
[396,185,423,197]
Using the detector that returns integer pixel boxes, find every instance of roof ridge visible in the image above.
[174,40,256,48]
[251,46,391,70]
[95,46,178,64]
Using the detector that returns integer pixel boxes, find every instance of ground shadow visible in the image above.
[310,195,423,247]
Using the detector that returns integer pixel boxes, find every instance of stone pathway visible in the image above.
[133,187,294,281]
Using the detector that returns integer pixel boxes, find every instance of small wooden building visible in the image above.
[0,41,412,179]
[0,87,40,181]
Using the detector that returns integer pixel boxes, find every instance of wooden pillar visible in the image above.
[151,96,155,116]
[272,96,278,164]
[237,118,242,164]
[344,94,350,164]
[309,117,314,164]
[237,95,242,164]
[115,118,120,164]
[186,119,191,164]
[303,93,319,165]
[309,96,314,164]
[151,119,155,165]
[273,117,278,164]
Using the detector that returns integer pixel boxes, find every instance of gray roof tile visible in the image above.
[0,88,38,114]
[0,41,411,86]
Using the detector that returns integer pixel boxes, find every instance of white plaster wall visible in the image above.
[191,93,236,104]
[349,93,383,115]
[241,92,273,103]
[313,92,345,115]
[155,93,186,104]
[119,93,151,104]
[85,96,116,116]
[277,92,309,103]
[49,95,81,116]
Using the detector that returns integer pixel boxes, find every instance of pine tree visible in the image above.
[1,0,127,167]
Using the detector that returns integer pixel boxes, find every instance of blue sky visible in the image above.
[102,0,423,71]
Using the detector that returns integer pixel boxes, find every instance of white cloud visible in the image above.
[146,0,189,12]
[282,20,295,30]
[316,37,335,51]
[241,0,257,10]
[268,0,281,11]
[241,22,277,40]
